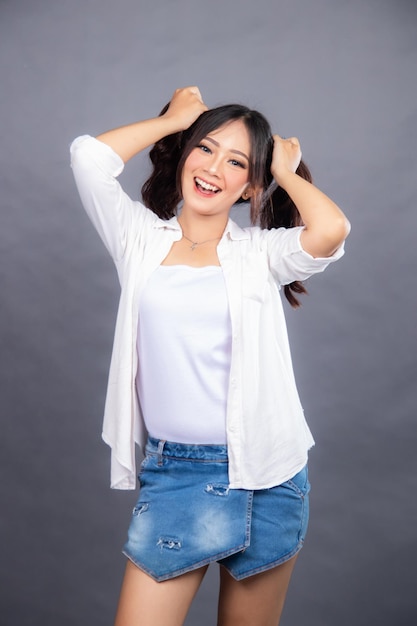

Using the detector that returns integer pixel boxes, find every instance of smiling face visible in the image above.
[180,119,253,219]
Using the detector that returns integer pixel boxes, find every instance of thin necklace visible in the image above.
[182,233,222,251]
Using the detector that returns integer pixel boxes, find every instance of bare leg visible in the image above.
[217,555,298,626]
[114,559,208,626]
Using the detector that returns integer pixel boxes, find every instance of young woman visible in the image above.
[71,86,350,626]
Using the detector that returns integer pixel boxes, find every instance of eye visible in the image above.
[229,158,246,169]
[197,143,211,154]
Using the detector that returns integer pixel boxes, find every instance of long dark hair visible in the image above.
[141,103,312,307]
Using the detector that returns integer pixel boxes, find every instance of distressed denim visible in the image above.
[123,437,310,581]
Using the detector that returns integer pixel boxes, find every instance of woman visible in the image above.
[71,86,350,626]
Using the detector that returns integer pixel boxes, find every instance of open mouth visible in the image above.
[194,177,221,195]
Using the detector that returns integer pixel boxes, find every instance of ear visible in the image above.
[241,185,253,201]
[241,185,261,201]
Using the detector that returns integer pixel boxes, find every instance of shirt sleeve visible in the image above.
[266,226,345,285]
[70,135,150,262]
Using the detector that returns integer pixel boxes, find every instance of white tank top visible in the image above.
[136,265,232,443]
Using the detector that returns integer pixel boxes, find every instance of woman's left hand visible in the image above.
[270,135,302,185]
[269,134,350,258]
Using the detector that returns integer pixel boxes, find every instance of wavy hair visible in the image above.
[141,103,312,307]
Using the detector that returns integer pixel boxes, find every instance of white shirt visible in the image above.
[70,135,344,490]
[136,265,230,444]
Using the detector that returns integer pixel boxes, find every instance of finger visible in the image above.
[173,86,200,99]
[272,134,290,146]
[286,136,300,146]
[187,86,203,100]
[192,90,207,111]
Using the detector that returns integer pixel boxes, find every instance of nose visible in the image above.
[206,155,221,176]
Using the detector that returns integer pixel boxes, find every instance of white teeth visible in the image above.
[195,177,220,192]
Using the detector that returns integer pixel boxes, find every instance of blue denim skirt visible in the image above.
[122,437,310,582]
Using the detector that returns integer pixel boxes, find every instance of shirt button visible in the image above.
[231,378,237,387]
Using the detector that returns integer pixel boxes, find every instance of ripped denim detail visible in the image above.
[157,537,182,550]
[205,483,230,497]
[132,502,149,516]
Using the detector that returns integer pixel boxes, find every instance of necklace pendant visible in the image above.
[190,243,197,251]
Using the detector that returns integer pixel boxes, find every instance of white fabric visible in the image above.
[136,265,230,444]
[70,135,345,490]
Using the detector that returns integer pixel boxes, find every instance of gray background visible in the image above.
[1,0,416,624]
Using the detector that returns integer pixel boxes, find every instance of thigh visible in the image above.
[217,555,298,626]
[114,559,208,626]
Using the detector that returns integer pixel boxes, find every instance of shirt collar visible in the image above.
[224,218,250,241]
[153,215,182,231]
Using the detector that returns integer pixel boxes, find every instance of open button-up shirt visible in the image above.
[70,135,344,490]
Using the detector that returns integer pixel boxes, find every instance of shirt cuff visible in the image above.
[296,227,345,264]
[70,135,125,178]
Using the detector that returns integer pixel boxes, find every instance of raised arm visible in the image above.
[96,86,207,163]
[271,135,351,258]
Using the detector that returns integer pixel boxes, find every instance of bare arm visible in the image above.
[96,87,208,163]
[271,135,351,258]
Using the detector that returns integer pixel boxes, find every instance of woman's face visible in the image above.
[180,119,252,219]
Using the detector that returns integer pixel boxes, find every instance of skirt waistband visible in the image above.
[146,436,228,461]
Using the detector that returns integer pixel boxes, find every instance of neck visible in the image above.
[178,212,228,242]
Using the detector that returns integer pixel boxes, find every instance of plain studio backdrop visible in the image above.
[1,1,416,624]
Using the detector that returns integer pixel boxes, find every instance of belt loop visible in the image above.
[157,439,166,466]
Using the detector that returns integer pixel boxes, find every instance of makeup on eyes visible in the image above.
[198,138,248,168]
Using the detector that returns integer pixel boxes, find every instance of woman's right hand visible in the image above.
[95,87,208,163]
[163,86,208,131]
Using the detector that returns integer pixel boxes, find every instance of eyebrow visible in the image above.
[204,137,249,162]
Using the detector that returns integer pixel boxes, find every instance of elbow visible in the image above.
[301,215,351,258]
[333,215,351,245]
[325,216,351,256]
[341,215,351,239]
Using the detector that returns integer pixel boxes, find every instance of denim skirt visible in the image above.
[123,437,310,582]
